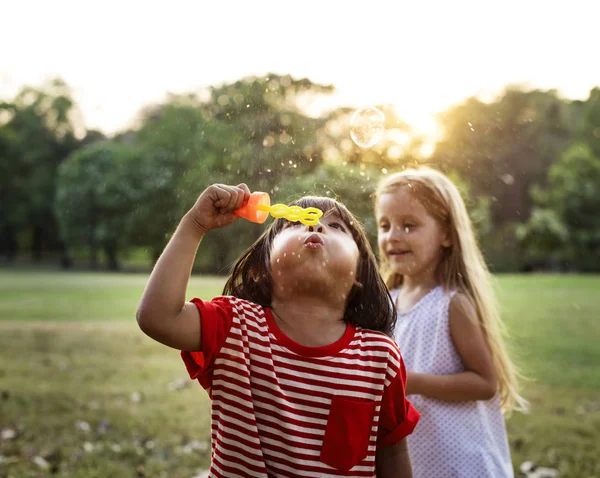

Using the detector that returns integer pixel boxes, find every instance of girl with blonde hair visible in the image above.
[375,167,527,477]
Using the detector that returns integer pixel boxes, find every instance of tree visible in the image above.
[579,87,600,157]
[516,208,569,269]
[126,94,241,265]
[524,143,600,271]
[203,74,333,184]
[0,78,80,263]
[431,88,571,224]
[317,104,417,171]
[56,142,145,270]
[127,75,341,273]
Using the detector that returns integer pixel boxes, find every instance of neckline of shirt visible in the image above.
[265,307,356,357]
[394,285,442,316]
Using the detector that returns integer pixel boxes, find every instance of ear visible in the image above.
[441,227,452,248]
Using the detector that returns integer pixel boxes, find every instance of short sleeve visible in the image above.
[377,352,421,448]
[180,296,236,393]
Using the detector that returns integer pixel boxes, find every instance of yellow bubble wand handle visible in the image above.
[235,192,323,225]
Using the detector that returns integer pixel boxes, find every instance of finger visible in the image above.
[236,183,251,197]
[213,184,234,209]
[216,184,239,211]
[234,183,250,209]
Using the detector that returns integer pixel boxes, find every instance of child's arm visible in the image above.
[407,293,498,401]
[136,183,250,351]
[376,346,419,477]
[376,439,412,478]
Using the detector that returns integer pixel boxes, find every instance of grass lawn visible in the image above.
[0,270,599,477]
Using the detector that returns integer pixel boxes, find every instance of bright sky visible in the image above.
[1,0,598,138]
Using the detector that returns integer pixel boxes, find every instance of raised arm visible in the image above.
[136,183,250,351]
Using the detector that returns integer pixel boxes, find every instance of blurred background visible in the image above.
[0,1,598,477]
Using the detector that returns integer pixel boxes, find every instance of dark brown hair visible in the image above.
[223,196,396,335]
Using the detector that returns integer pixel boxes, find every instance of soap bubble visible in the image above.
[350,107,385,148]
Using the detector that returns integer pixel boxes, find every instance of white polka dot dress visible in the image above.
[392,286,514,478]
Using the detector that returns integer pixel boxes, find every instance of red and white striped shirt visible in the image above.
[181,296,420,477]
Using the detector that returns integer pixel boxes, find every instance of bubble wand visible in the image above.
[235,192,323,226]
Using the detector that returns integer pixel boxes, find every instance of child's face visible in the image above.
[377,188,451,280]
[270,210,360,296]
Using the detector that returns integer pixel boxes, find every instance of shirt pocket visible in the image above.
[320,395,376,471]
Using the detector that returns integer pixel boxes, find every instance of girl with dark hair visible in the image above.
[137,183,419,477]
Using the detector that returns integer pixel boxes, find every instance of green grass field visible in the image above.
[0,270,599,477]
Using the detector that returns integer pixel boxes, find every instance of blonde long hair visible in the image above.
[375,167,528,414]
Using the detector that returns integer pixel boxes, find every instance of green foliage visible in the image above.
[525,143,600,271]
[580,87,600,157]
[0,79,80,261]
[126,96,223,261]
[203,74,330,186]
[125,75,338,271]
[516,208,569,267]
[432,88,571,224]
[56,142,146,269]
[428,88,600,271]
[318,104,416,169]
[4,74,600,272]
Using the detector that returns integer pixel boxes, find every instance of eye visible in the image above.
[283,220,301,229]
[403,223,416,232]
[379,222,390,232]
[329,222,346,232]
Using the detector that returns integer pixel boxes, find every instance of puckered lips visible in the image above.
[304,233,325,249]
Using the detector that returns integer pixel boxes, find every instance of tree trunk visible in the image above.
[31,224,43,262]
[89,208,98,269]
[1,224,18,261]
[89,244,98,270]
[58,241,73,269]
[104,242,120,271]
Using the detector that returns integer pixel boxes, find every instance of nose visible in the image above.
[307,223,324,233]
[388,225,403,241]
